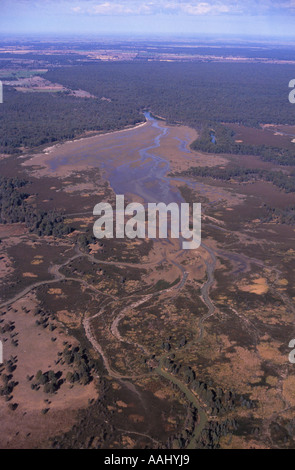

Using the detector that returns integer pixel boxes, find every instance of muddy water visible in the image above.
[46,111,223,207]
[107,112,184,204]
[106,112,228,212]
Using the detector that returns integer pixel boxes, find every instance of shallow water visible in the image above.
[47,111,225,208]
[108,112,183,204]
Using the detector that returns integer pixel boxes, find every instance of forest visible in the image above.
[0,177,73,237]
[190,124,295,166]
[175,165,295,193]
[262,204,295,225]
[44,62,295,127]
[0,87,143,154]
[1,61,295,154]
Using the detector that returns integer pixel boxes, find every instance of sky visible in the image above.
[1,0,295,39]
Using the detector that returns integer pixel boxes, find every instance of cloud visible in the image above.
[178,3,231,15]
[70,1,155,15]
[71,6,82,12]
[70,1,241,16]
[91,2,133,14]
[4,0,295,18]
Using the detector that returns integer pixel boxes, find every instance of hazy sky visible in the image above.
[1,0,295,38]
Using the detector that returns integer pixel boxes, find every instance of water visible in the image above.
[210,133,216,144]
[108,111,183,205]
[108,112,227,208]
[48,111,224,207]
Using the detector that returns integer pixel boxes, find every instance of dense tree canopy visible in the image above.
[1,61,295,154]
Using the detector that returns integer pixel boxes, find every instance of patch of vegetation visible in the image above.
[59,344,97,386]
[174,165,295,193]
[0,176,74,237]
[32,369,63,394]
[0,87,144,154]
[154,277,180,291]
[1,61,295,154]
[262,204,295,225]
[191,124,295,166]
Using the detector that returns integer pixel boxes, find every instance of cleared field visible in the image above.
[226,122,295,150]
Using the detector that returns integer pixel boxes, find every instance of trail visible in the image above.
[197,242,217,341]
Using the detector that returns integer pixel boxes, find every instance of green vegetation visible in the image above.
[191,124,295,166]
[262,204,295,225]
[32,369,63,394]
[0,177,73,236]
[31,345,96,395]
[0,356,18,400]
[154,277,180,291]
[1,61,295,155]
[175,165,295,193]
[0,87,143,154]
[0,176,28,222]
[45,62,295,128]
[34,308,56,331]
[160,357,252,448]
[60,344,96,386]
[77,232,97,253]
[0,69,47,79]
